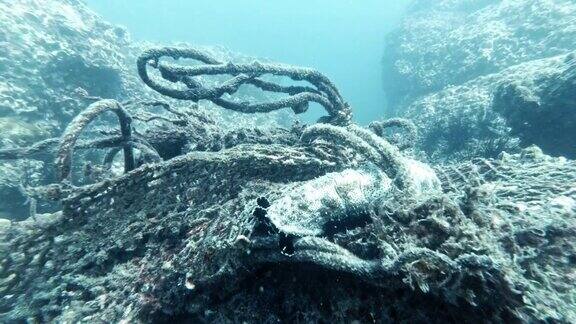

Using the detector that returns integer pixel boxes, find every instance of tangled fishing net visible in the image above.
[0,47,575,323]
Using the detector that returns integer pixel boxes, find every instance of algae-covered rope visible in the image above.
[55,99,135,182]
[137,47,352,125]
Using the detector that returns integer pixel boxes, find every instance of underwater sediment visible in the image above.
[0,0,575,323]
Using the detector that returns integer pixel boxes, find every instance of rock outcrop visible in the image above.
[383,0,576,161]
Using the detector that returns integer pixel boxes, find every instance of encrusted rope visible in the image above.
[55,99,134,182]
[137,47,352,125]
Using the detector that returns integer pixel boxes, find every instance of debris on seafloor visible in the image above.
[0,46,574,323]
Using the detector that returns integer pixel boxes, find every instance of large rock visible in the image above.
[383,0,576,106]
[0,0,293,220]
[383,0,576,161]
[406,51,576,161]
[0,0,133,219]
[0,0,130,133]
[492,53,576,157]
[1,142,574,322]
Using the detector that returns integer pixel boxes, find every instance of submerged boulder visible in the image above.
[0,0,131,218]
[383,0,576,160]
[383,0,576,105]
[405,51,576,161]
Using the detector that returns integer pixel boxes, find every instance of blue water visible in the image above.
[86,0,410,124]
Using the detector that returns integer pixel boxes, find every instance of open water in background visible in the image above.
[86,0,411,124]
